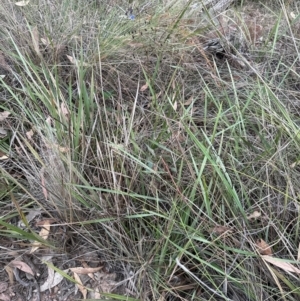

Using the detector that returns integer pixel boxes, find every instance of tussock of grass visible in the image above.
[1,0,300,300]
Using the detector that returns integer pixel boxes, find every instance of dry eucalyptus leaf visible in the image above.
[247,211,261,220]
[4,266,14,285]
[0,154,8,160]
[30,220,51,253]
[82,261,96,279]
[9,260,34,276]
[36,219,57,226]
[184,96,193,106]
[262,255,300,274]
[210,225,232,235]
[40,268,69,292]
[140,83,148,92]
[73,272,87,299]
[0,127,7,138]
[256,239,272,255]
[70,266,103,275]
[94,287,101,299]
[26,129,34,141]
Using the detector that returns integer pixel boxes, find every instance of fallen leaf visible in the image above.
[82,262,95,279]
[26,129,34,141]
[256,239,272,255]
[40,268,69,292]
[18,209,41,229]
[0,127,7,138]
[94,287,101,299]
[0,282,8,293]
[0,293,10,301]
[73,272,87,299]
[36,219,57,226]
[30,220,51,253]
[70,266,103,275]
[0,154,8,160]
[247,211,261,220]
[31,26,41,57]
[4,266,14,285]
[9,261,34,276]
[210,225,232,235]
[0,111,10,122]
[15,0,30,6]
[140,83,148,92]
[262,255,300,274]
[172,101,178,111]
[184,96,193,106]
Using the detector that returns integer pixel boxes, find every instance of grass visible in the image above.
[1,0,300,300]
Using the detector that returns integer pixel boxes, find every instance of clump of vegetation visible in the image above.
[1,0,300,300]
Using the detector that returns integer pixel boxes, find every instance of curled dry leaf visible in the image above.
[82,261,96,279]
[30,220,51,253]
[4,266,14,286]
[0,150,8,160]
[36,219,57,226]
[247,211,261,220]
[256,239,272,255]
[0,127,7,138]
[184,96,193,106]
[0,111,10,122]
[9,261,34,276]
[262,255,300,274]
[73,272,87,299]
[210,225,233,235]
[140,83,148,92]
[26,129,34,141]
